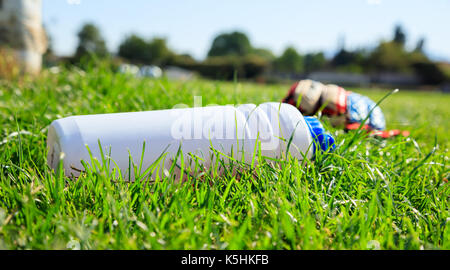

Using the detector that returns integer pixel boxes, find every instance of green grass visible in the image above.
[0,64,448,250]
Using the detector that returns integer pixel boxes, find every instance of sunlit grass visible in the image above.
[0,65,448,249]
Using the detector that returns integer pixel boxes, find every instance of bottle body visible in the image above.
[47,102,317,181]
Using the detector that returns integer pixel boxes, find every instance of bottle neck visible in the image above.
[304,116,336,154]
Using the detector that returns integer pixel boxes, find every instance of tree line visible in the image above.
[49,23,449,85]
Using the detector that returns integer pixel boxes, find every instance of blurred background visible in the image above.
[1,0,450,90]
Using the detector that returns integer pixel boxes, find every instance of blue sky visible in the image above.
[43,0,450,61]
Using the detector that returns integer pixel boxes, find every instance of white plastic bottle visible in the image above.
[47,102,334,181]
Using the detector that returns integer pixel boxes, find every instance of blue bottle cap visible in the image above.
[304,116,336,154]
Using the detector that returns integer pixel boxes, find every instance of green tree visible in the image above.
[393,24,406,47]
[367,41,410,72]
[43,25,58,67]
[303,52,326,73]
[207,31,252,57]
[118,34,151,63]
[170,53,196,66]
[147,38,173,66]
[331,49,368,73]
[273,46,304,73]
[118,35,173,66]
[251,48,275,62]
[414,37,426,53]
[412,61,446,84]
[74,23,109,61]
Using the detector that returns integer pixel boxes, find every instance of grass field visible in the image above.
[0,65,448,250]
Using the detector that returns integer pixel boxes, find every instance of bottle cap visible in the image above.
[304,116,336,154]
